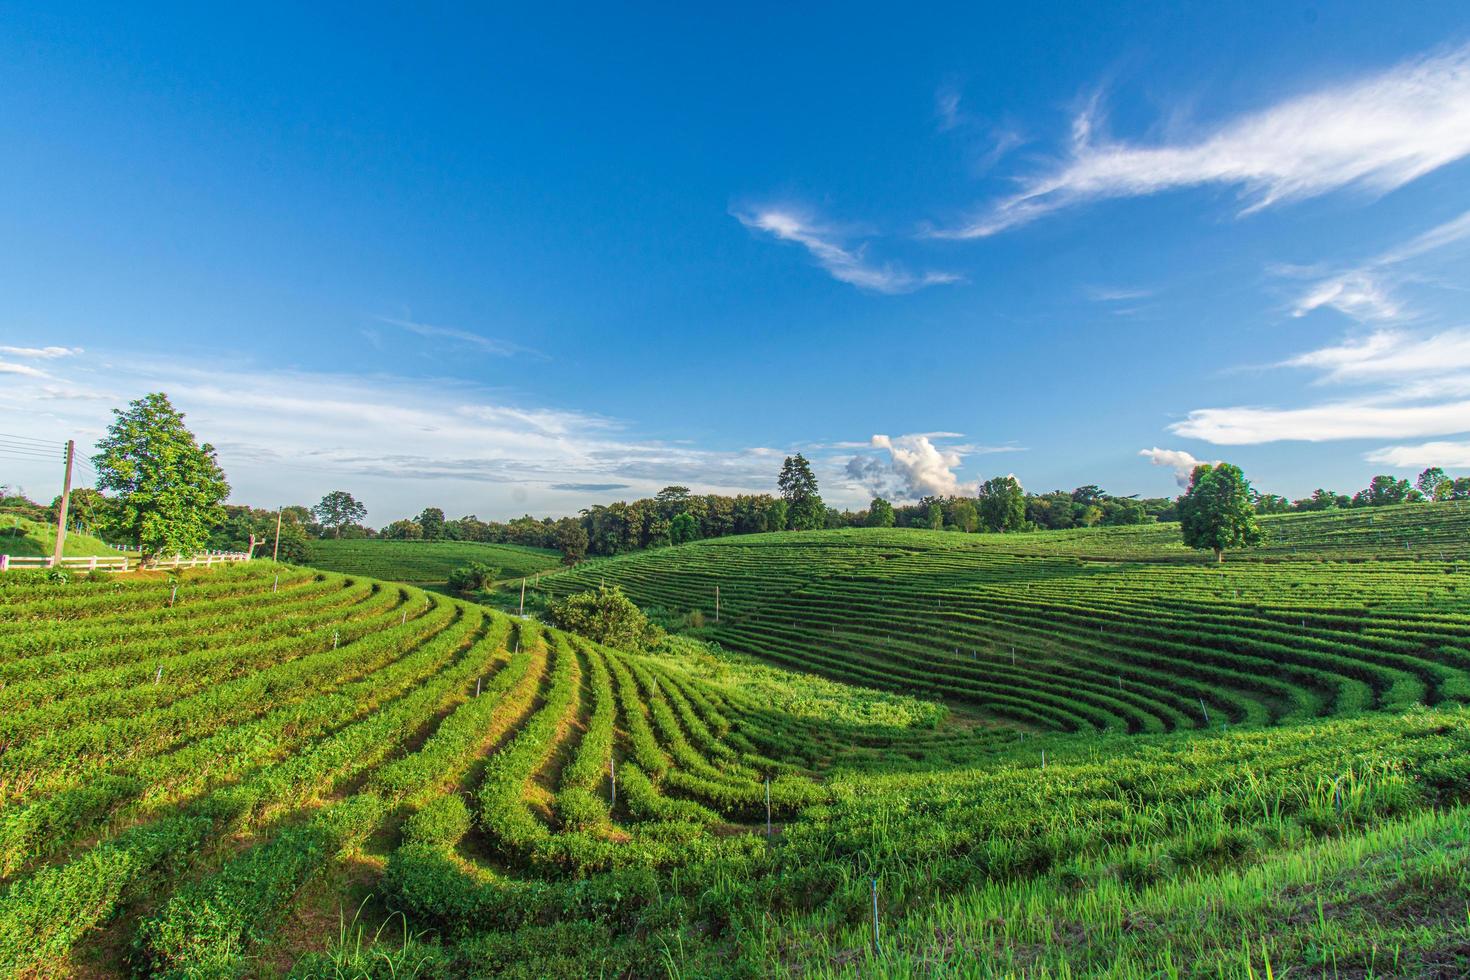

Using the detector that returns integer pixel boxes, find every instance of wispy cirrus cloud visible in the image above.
[735,208,960,294]
[932,41,1470,238]
[1289,207,1470,321]
[0,345,83,359]
[376,316,537,358]
[1170,327,1470,450]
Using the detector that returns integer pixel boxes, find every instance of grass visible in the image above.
[3,504,1470,975]
[0,513,122,558]
[307,538,562,586]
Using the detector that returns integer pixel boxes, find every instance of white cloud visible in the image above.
[1291,207,1470,321]
[0,361,48,378]
[1365,439,1470,469]
[1283,328,1470,382]
[735,208,960,294]
[0,350,817,520]
[934,42,1470,238]
[1171,398,1470,445]
[1139,447,1218,487]
[1171,325,1470,447]
[0,346,83,359]
[375,317,533,357]
[847,434,974,498]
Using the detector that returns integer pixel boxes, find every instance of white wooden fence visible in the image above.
[0,550,252,573]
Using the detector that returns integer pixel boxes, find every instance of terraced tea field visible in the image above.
[307,539,561,586]
[529,505,1470,736]
[4,506,1470,976]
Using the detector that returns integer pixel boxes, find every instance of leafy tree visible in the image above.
[765,498,789,532]
[978,476,1026,532]
[1253,493,1291,515]
[925,501,944,529]
[1353,475,1411,507]
[446,561,499,595]
[1076,504,1103,527]
[92,392,230,561]
[947,498,979,533]
[382,519,423,540]
[867,497,895,528]
[778,454,825,530]
[49,487,113,534]
[312,490,367,538]
[546,585,663,649]
[669,512,699,545]
[1070,485,1105,505]
[1178,463,1263,562]
[416,507,447,540]
[1415,467,1448,499]
[1452,477,1470,501]
[655,485,690,505]
[555,516,589,565]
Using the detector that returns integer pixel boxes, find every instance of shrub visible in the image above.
[446,562,498,596]
[545,586,663,649]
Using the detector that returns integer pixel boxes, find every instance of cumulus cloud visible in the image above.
[841,433,975,499]
[1139,447,1218,487]
[735,208,959,294]
[933,42,1470,238]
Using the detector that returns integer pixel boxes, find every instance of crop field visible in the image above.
[307,538,561,586]
[4,506,1470,976]
[526,504,1470,737]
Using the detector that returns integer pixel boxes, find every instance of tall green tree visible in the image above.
[978,476,1026,532]
[555,516,589,565]
[778,453,824,530]
[1416,467,1450,501]
[669,511,699,544]
[312,490,367,537]
[1353,475,1410,507]
[1178,463,1263,562]
[92,393,230,561]
[416,507,446,540]
[867,496,895,528]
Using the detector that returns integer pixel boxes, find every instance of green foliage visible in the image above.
[1354,474,1412,507]
[778,454,824,530]
[446,562,499,595]
[307,539,560,584]
[867,497,895,528]
[1178,463,1263,561]
[91,393,230,561]
[545,585,663,649]
[669,512,699,545]
[415,508,446,541]
[312,491,368,537]
[978,475,1026,532]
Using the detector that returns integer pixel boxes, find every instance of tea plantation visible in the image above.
[2,505,1469,976]
[306,539,561,587]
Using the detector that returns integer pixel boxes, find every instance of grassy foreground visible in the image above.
[2,505,1469,976]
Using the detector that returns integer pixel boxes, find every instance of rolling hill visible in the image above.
[1,504,1468,975]
[306,538,562,587]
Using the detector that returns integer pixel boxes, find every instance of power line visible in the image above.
[0,431,61,447]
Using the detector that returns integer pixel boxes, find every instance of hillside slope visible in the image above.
[307,538,562,586]
[521,504,1470,735]
[3,550,1469,975]
[0,514,122,559]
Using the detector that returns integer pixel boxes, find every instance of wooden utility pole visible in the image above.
[272,507,283,562]
[51,440,75,566]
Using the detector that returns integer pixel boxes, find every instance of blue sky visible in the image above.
[4,4,1470,521]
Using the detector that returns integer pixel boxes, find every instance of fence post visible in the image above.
[0,555,8,572]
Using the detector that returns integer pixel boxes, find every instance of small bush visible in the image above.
[446,562,499,596]
[545,586,663,650]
